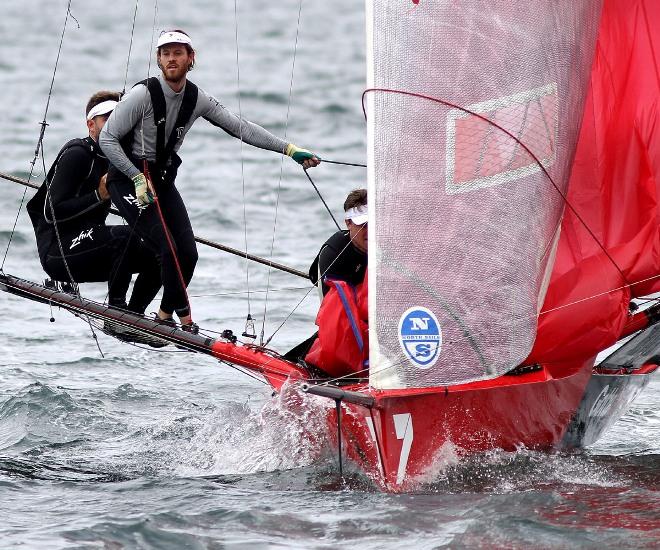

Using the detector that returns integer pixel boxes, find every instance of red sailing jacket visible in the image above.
[305,272,369,378]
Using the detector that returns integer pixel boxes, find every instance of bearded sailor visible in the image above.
[100,29,320,331]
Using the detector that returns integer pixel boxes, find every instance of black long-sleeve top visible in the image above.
[34,137,110,259]
[309,230,368,295]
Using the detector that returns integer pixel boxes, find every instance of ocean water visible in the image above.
[0,1,658,548]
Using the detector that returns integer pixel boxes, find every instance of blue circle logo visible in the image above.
[398,307,442,369]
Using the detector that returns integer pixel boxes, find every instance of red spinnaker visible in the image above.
[529,0,660,364]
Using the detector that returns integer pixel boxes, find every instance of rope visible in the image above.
[148,1,159,76]
[190,286,310,298]
[303,167,341,230]
[5,2,106,355]
[314,274,660,389]
[144,161,192,318]
[321,159,366,168]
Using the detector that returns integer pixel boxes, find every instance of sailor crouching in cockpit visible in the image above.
[285,189,369,378]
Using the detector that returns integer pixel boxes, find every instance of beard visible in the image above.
[162,64,188,83]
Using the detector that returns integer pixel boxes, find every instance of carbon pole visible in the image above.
[0,170,308,279]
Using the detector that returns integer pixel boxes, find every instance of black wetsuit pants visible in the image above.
[41,224,161,314]
[107,168,198,318]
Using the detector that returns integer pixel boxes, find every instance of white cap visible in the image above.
[344,204,368,225]
[157,31,193,49]
[86,100,117,120]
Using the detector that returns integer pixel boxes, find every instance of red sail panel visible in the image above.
[529,0,660,364]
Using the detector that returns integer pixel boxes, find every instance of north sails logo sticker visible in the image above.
[398,307,442,369]
[69,228,94,250]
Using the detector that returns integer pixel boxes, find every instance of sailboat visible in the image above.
[1,0,659,491]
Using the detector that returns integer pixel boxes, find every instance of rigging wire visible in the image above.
[0,1,106,356]
[190,286,310,298]
[259,0,305,346]
[148,0,159,76]
[232,0,254,324]
[122,0,141,94]
[0,0,77,273]
[19,2,105,355]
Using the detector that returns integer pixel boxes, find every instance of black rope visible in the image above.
[321,159,366,168]
[303,167,341,231]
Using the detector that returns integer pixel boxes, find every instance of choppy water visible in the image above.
[0,1,658,548]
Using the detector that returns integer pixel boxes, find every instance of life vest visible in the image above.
[304,272,369,377]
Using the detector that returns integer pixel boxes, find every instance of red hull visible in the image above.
[328,359,594,491]
[208,334,595,491]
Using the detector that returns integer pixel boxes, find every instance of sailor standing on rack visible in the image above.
[100,29,320,331]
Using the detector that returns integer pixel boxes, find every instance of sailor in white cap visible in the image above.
[100,28,320,331]
[282,189,368,363]
[28,90,162,333]
[309,188,368,297]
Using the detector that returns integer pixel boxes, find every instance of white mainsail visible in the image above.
[367,1,603,388]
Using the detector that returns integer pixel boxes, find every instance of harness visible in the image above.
[26,138,95,232]
[123,77,199,184]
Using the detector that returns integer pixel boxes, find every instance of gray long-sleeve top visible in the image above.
[99,74,289,180]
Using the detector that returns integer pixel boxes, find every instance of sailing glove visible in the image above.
[132,173,154,206]
[286,143,320,166]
